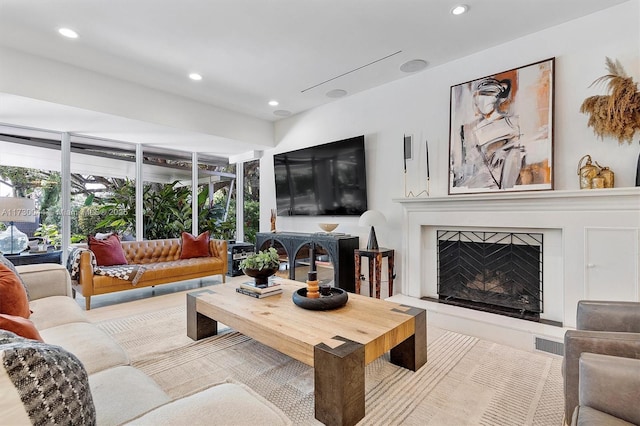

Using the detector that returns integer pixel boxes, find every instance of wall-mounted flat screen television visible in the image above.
[274,135,367,216]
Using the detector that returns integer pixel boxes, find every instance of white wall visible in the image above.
[264,1,640,293]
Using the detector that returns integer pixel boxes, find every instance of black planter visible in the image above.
[243,267,278,285]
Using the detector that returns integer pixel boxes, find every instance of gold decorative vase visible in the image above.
[596,163,615,188]
[577,154,599,189]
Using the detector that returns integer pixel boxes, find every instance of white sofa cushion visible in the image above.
[14,263,72,300]
[89,366,171,426]
[0,331,95,425]
[39,322,129,374]
[29,295,89,330]
[125,380,292,425]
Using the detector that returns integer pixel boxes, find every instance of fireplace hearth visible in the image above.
[437,231,543,321]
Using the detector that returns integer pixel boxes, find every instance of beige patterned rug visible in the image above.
[94,304,564,425]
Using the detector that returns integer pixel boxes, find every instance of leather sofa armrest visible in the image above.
[209,239,228,274]
[577,301,640,332]
[577,353,640,425]
[563,330,640,424]
[15,263,73,300]
[78,250,95,288]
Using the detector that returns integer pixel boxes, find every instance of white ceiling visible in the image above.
[0,0,630,155]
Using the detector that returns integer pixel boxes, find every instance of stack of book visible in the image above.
[236,280,283,298]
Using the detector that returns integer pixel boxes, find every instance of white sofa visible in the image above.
[2,263,291,425]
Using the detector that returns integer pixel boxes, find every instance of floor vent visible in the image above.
[535,337,564,356]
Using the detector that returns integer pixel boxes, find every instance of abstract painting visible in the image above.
[449,58,554,194]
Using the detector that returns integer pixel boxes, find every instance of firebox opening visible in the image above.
[437,230,543,322]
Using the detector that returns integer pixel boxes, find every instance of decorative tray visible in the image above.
[292,287,348,311]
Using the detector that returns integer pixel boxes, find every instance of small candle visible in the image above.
[425,139,430,179]
[306,271,319,299]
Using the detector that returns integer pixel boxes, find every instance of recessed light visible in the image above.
[273,110,292,117]
[400,59,428,73]
[451,5,468,15]
[268,100,279,106]
[326,89,347,98]
[189,73,202,81]
[58,28,78,39]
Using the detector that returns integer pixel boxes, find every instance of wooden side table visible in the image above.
[354,248,394,298]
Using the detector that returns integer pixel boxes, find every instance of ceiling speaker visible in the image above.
[400,59,428,73]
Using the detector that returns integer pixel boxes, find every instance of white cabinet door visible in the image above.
[585,228,639,301]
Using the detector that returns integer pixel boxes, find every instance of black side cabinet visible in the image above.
[256,232,359,293]
[227,242,255,277]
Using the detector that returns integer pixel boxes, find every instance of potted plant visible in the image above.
[239,247,280,285]
[34,224,60,249]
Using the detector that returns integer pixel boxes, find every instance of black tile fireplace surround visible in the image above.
[437,230,543,322]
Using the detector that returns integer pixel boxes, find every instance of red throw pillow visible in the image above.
[88,234,128,266]
[180,231,210,259]
[0,263,31,318]
[0,313,43,341]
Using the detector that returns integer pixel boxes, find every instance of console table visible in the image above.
[4,250,62,266]
[256,232,359,293]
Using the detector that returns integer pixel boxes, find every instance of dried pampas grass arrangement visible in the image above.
[580,57,640,144]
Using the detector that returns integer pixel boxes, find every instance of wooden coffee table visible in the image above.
[187,279,426,426]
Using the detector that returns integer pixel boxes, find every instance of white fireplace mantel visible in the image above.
[393,187,640,331]
[393,187,640,213]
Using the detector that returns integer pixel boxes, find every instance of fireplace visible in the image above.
[437,230,543,321]
[395,189,639,332]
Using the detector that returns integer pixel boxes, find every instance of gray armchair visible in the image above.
[571,353,640,425]
[563,301,640,424]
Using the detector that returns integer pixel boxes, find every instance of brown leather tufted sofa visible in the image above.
[75,238,227,310]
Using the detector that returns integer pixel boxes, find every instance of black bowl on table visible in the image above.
[292,287,348,311]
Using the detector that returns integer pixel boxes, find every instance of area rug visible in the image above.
[95,305,564,425]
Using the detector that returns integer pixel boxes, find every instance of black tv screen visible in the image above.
[274,135,367,216]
